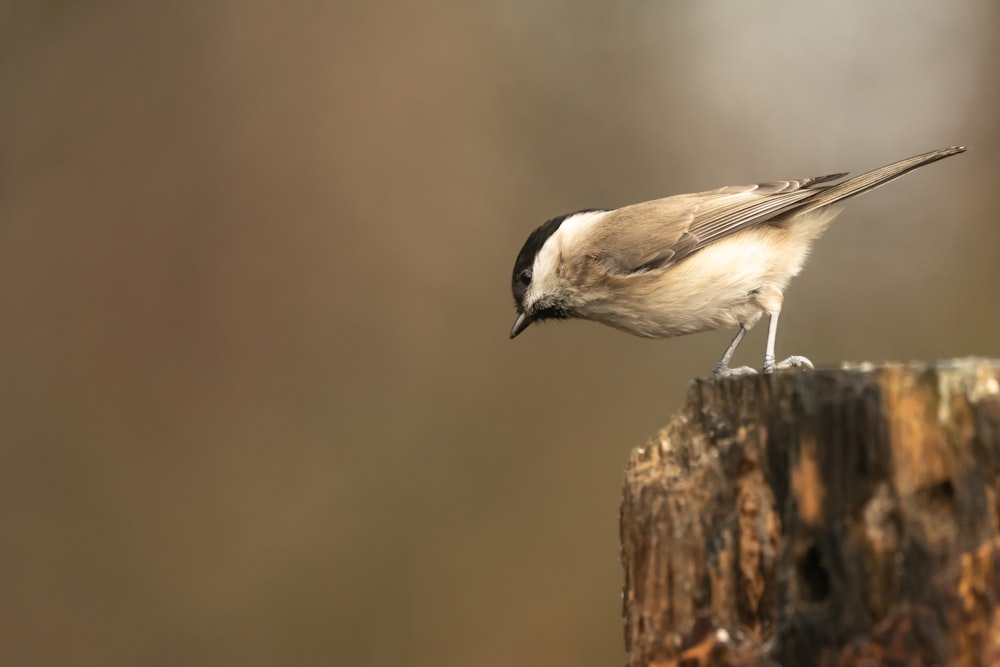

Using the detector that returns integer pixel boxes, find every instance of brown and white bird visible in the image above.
[509,146,966,376]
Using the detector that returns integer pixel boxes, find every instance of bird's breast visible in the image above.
[575,225,817,338]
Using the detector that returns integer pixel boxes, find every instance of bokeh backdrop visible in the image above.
[1,1,998,665]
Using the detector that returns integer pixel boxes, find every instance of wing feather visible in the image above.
[586,146,965,276]
[590,177,840,275]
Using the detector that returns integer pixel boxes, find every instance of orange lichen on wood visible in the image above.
[790,439,824,526]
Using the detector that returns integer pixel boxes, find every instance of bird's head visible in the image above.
[509,210,606,339]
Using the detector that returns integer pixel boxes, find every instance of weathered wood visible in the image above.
[620,358,1000,667]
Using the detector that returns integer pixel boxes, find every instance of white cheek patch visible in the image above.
[529,210,607,302]
[557,209,608,246]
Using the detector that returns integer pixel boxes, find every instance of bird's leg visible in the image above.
[712,326,757,377]
[763,311,778,372]
[763,310,814,373]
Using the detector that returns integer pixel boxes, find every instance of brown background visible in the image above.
[1,2,998,665]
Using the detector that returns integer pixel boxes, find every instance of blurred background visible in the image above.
[1,1,998,665]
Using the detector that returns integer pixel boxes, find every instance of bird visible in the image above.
[509,146,966,376]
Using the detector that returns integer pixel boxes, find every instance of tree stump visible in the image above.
[620,358,1000,667]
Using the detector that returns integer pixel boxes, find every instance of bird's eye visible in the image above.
[518,269,532,287]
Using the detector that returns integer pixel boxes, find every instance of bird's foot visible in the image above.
[713,364,758,378]
[763,355,814,374]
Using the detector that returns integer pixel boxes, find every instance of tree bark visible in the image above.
[620,358,1000,667]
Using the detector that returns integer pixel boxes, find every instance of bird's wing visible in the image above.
[589,146,966,276]
[590,173,844,275]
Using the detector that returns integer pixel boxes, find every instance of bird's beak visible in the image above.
[510,311,533,339]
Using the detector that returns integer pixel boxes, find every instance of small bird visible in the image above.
[509,146,966,376]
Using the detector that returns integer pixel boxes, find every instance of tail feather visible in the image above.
[800,146,966,213]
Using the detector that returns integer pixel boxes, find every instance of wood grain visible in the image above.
[621,359,1000,666]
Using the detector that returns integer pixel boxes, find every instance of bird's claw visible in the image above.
[713,364,758,378]
[763,355,814,373]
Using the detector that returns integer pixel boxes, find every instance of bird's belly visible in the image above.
[579,229,805,339]
[583,286,761,339]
